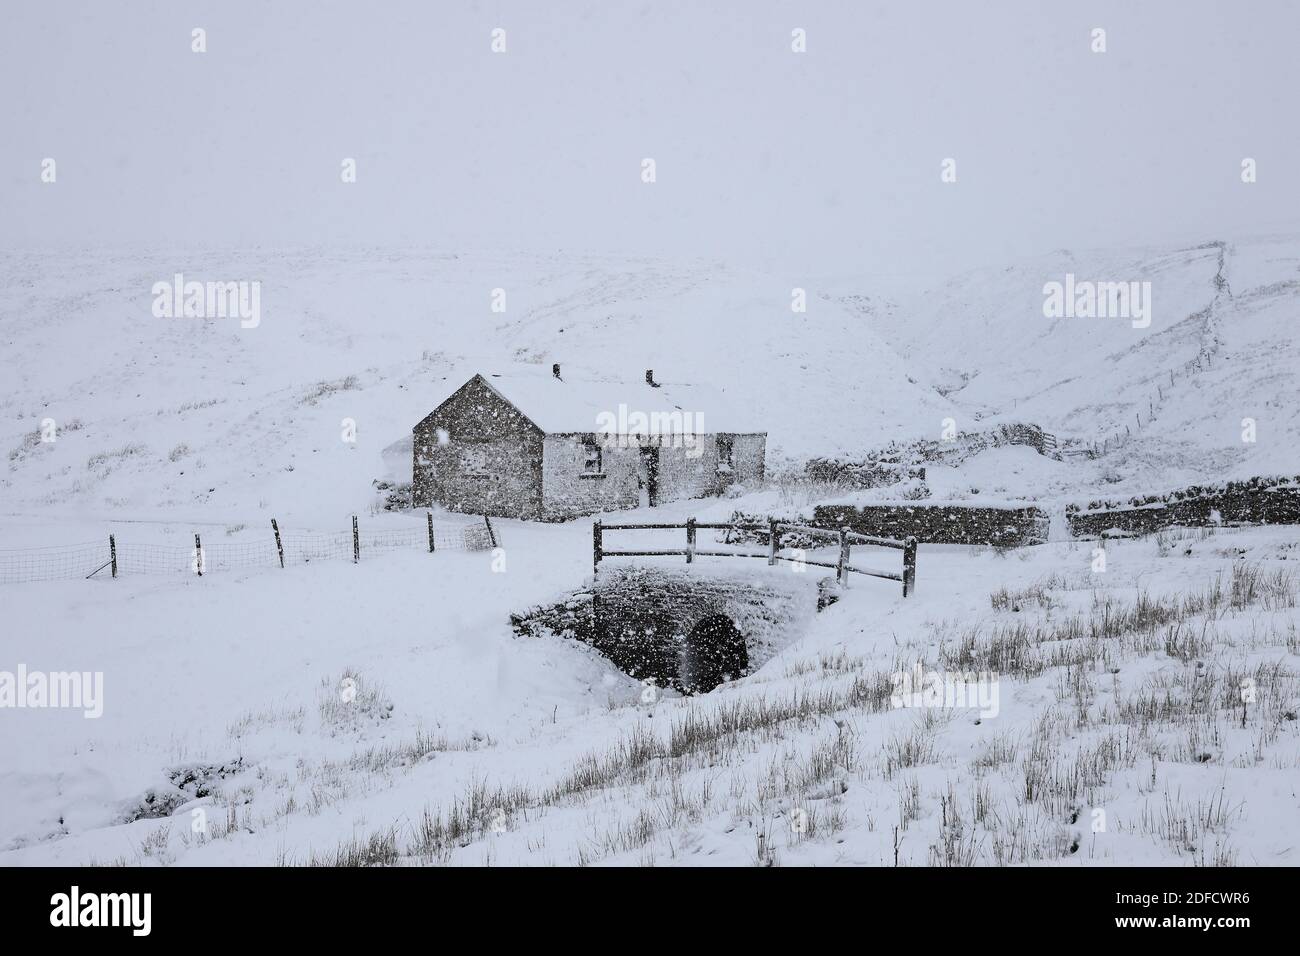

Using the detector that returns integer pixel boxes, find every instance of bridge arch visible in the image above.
[677,613,748,693]
[511,565,820,695]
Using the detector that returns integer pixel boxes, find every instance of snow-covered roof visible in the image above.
[464,369,764,435]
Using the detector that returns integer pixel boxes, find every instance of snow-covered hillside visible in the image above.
[829,235,1300,497]
[1,248,956,525]
[5,238,1295,529]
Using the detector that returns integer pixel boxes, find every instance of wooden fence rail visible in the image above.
[593,518,917,597]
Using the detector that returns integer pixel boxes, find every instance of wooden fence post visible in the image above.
[109,535,117,578]
[427,511,436,553]
[592,520,603,575]
[194,533,203,577]
[902,536,918,597]
[685,517,696,564]
[767,518,778,565]
[484,515,497,548]
[352,516,359,563]
[836,527,849,586]
[271,519,285,568]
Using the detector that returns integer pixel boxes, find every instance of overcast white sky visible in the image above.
[3,1,1297,276]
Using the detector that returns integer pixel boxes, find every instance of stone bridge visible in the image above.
[511,563,822,693]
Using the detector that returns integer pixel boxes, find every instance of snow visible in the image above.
[3,0,1299,872]
[0,239,1297,867]
[468,368,764,435]
[2,488,1298,865]
[826,236,1300,496]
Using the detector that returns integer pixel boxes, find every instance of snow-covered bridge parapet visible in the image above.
[511,563,819,693]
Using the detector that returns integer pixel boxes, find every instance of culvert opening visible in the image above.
[513,567,802,695]
[677,614,749,694]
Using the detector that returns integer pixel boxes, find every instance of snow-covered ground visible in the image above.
[1,241,1298,866]
[1,503,1297,866]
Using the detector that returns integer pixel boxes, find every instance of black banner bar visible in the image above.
[0,866,1280,942]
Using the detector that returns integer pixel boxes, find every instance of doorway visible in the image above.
[638,445,660,507]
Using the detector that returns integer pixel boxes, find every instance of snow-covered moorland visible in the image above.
[2,511,1296,866]
[1,239,1298,866]
[0,238,1294,868]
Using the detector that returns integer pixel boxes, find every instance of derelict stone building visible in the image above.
[412,367,765,520]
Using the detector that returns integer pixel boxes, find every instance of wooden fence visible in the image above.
[593,517,917,596]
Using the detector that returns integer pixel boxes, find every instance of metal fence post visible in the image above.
[352,516,359,563]
[685,517,696,564]
[271,519,285,568]
[194,533,203,577]
[593,520,603,575]
[109,535,117,578]
[768,518,778,565]
[427,511,436,553]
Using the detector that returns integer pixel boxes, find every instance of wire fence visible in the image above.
[0,542,109,584]
[1066,260,1228,460]
[0,514,498,585]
